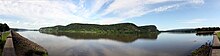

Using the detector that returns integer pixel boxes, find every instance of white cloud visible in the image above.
[189,0,205,5]
[181,18,207,24]
[153,4,180,12]
[98,0,205,23]
[100,0,171,18]
[0,0,205,29]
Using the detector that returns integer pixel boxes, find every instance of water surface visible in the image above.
[18,31,212,56]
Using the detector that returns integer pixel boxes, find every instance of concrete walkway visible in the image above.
[212,31,220,56]
[2,38,16,56]
[1,30,47,56]
[213,35,220,47]
[2,31,16,56]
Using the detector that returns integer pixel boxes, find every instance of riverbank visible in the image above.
[190,31,220,56]
[191,42,211,56]
[11,31,48,56]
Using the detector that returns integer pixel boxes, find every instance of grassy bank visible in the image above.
[1,31,10,41]
[217,32,220,38]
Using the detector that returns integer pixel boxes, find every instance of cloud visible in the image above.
[0,0,205,29]
[189,0,205,5]
[180,18,207,24]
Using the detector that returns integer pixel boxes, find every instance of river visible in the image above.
[18,31,212,56]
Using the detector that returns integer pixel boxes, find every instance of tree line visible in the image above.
[0,23,10,32]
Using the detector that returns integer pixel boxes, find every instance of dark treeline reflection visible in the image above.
[40,32,159,43]
[196,32,214,36]
[163,32,213,36]
[164,32,213,37]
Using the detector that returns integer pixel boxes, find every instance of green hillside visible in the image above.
[39,23,159,34]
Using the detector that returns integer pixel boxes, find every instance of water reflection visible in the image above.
[40,32,159,43]
[196,32,214,36]
[18,31,213,56]
[162,31,214,36]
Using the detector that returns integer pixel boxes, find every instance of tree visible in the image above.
[3,23,10,31]
[0,23,10,32]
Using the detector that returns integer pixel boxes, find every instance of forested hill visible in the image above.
[39,23,159,34]
[0,23,10,32]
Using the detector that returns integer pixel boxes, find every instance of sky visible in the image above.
[0,0,220,30]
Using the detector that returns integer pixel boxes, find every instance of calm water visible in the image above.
[18,31,212,56]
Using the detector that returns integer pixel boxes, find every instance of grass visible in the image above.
[1,31,10,41]
[217,32,220,38]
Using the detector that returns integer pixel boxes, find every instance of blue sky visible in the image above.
[0,0,219,30]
